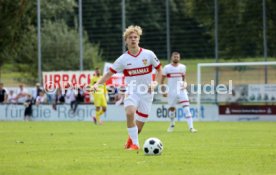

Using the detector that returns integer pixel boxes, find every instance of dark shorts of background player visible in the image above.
[24,109,32,120]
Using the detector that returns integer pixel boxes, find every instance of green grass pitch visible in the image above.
[0,121,275,175]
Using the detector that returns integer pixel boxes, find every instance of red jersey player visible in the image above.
[92,25,162,150]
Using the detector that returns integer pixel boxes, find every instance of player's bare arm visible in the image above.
[93,71,114,91]
[161,75,167,97]
[149,67,163,93]
[155,66,163,85]
[181,74,187,89]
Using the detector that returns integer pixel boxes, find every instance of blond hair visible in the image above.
[123,25,142,41]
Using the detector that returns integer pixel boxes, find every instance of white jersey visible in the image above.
[110,48,161,94]
[163,63,186,94]
[36,95,46,104]
[65,89,76,103]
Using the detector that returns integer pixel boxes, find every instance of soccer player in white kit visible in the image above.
[92,25,162,150]
[161,52,197,133]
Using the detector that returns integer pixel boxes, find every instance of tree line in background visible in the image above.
[83,0,276,59]
[0,0,275,84]
[0,0,103,83]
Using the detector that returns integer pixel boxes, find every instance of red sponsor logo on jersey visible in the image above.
[123,65,152,76]
[167,73,183,78]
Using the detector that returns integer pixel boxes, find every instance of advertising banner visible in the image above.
[1,104,95,121]
[2,103,275,122]
[248,84,276,102]
[0,104,218,121]
[43,71,94,89]
[42,70,125,90]
[219,105,276,121]
[219,105,276,115]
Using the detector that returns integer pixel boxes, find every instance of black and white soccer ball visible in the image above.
[143,137,163,155]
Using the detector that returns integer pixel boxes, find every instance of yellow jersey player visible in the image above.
[91,67,107,125]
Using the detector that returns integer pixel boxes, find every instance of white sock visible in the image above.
[186,117,193,129]
[127,126,139,146]
[168,110,175,126]
[183,106,193,129]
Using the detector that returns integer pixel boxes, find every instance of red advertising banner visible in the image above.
[219,105,276,115]
[43,71,94,89]
[42,71,126,89]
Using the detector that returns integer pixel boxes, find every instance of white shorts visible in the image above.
[124,93,153,122]
[168,90,190,108]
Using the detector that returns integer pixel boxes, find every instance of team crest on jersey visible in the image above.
[142,59,147,66]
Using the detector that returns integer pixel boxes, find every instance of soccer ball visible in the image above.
[143,137,163,155]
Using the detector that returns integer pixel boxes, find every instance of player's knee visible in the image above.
[125,106,136,117]
[125,109,135,117]
[183,106,192,117]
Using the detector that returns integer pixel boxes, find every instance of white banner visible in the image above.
[149,104,218,121]
[248,84,276,102]
[0,104,218,121]
[1,104,95,121]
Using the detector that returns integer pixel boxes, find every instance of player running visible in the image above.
[161,52,197,133]
[91,67,107,125]
[92,25,162,150]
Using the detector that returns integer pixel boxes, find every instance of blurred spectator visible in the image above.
[52,88,65,110]
[115,86,126,105]
[55,88,65,104]
[35,91,47,105]
[24,94,33,121]
[226,89,239,104]
[65,89,78,113]
[0,82,8,103]
[64,89,69,104]
[7,90,17,103]
[83,91,91,104]
[107,85,118,104]
[76,88,84,103]
[32,83,42,103]
[46,93,55,104]
[16,84,28,103]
